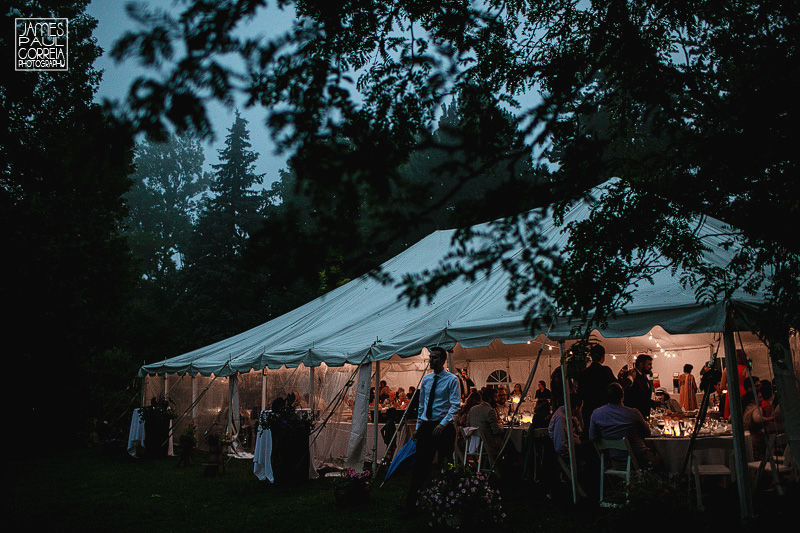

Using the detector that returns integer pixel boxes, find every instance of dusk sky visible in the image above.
[87,0,295,188]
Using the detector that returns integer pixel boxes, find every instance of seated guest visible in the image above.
[467,387,504,456]
[495,385,511,420]
[511,382,525,402]
[743,389,773,461]
[590,383,661,470]
[395,390,409,410]
[655,388,683,414]
[456,390,482,427]
[378,380,391,403]
[532,399,551,429]
[549,393,582,460]
[405,387,419,419]
[534,380,552,403]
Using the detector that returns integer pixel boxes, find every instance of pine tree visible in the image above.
[176,112,267,347]
[190,112,265,264]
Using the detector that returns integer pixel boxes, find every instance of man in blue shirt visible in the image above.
[401,346,461,513]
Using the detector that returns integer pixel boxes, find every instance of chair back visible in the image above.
[595,437,640,471]
[461,426,481,454]
[692,437,734,452]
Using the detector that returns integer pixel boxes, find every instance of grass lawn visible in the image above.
[10,446,798,531]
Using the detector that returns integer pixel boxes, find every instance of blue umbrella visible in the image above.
[382,439,416,485]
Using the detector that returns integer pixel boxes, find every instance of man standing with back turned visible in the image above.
[401,346,461,514]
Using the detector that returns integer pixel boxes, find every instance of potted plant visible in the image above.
[418,463,506,530]
[176,422,197,466]
[259,395,314,484]
[139,394,176,458]
[333,469,371,507]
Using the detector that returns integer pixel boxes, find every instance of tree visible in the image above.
[125,133,210,287]
[1,0,136,433]
[114,4,800,495]
[176,112,268,347]
[112,0,798,334]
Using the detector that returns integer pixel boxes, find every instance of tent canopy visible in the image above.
[139,180,768,377]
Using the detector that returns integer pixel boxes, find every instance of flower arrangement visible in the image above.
[335,468,371,489]
[333,468,371,507]
[259,395,314,436]
[138,394,176,423]
[418,463,505,529]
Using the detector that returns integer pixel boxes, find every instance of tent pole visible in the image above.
[372,361,381,473]
[722,317,753,521]
[309,366,315,414]
[261,368,266,412]
[192,376,197,422]
[559,341,579,504]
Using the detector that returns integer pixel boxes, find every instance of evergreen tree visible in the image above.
[176,113,268,348]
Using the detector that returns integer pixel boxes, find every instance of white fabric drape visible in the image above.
[344,363,372,469]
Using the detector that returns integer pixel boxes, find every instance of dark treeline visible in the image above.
[2,0,543,445]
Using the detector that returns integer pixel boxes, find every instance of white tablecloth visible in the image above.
[127,408,174,457]
[253,426,319,482]
[253,427,274,482]
[646,433,753,474]
[127,408,145,457]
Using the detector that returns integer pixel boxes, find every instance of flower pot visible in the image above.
[334,483,370,507]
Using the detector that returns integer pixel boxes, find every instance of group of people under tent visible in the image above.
[394,343,789,516]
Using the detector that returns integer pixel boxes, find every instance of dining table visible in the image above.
[645,423,753,475]
[253,409,317,482]
[127,408,145,457]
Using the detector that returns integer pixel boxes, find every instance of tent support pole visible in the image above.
[261,369,266,412]
[192,376,197,422]
[559,341,580,504]
[372,361,381,473]
[722,317,753,521]
[309,366,315,414]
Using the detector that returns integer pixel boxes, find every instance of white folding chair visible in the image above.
[458,426,482,467]
[595,437,639,507]
[748,433,798,495]
[690,437,734,509]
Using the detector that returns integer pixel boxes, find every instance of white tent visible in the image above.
[139,180,772,377]
[138,180,797,517]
